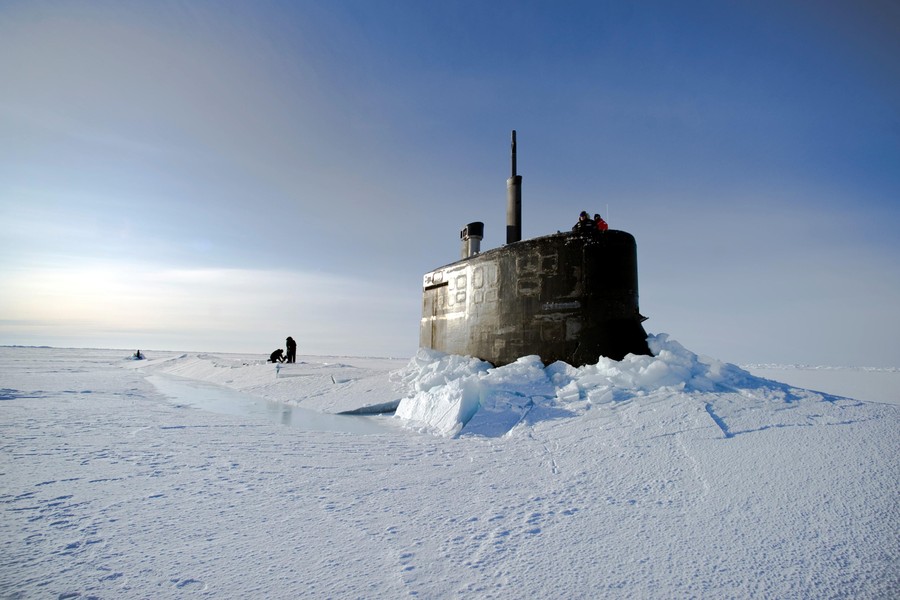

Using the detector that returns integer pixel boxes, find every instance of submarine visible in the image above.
[420,131,652,367]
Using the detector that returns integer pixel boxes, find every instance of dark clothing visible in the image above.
[285,337,297,364]
[572,216,596,235]
[269,349,285,363]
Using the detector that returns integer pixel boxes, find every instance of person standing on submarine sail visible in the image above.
[572,211,596,234]
[285,336,297,364]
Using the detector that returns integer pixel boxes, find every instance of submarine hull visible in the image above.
[420,230,651,367]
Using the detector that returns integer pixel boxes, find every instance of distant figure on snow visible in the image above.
[285,336,297,364]
[572,211,596,234]
[594,213,609,232]
[269,349,285,363]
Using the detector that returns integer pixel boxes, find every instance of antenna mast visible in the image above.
[506,130,522,244]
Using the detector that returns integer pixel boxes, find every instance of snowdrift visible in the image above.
[393,334,844,437]
[139,333,866,441]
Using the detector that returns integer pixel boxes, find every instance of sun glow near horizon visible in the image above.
[0,262,417,355]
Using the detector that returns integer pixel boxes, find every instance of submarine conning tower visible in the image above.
[420,131,651,367]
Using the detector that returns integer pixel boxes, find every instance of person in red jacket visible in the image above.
[594,213,609,232]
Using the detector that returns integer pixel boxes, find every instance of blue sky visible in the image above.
[1,0,898,367]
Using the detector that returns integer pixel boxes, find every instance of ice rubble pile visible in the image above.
[394,333,759,437]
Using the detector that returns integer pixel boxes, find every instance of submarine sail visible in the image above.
[420,132,651,367]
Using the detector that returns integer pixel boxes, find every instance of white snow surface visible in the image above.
[1,335,898,598]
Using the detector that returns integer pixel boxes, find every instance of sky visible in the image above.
[1,0,898,367]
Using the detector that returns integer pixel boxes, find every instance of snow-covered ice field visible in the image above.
[1,337,897,598]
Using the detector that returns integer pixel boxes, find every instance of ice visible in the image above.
[1,342,897,599]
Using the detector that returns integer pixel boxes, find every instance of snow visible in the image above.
[744,364,900,407]
[1,338,898,598]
